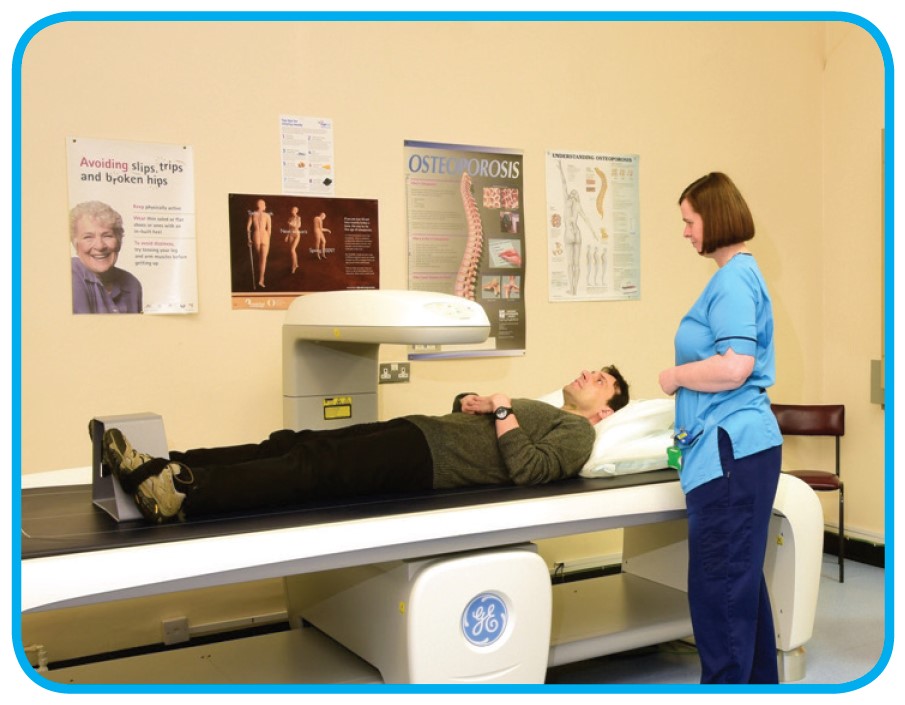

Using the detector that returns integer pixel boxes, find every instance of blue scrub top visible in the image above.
[673,253,782,493]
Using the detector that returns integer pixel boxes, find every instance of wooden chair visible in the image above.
[771,404,846,582]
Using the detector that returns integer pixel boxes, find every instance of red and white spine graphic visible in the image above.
[455,172,483,300]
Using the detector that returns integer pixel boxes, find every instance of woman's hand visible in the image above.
[660,349,755,395]
[659,368,679,396]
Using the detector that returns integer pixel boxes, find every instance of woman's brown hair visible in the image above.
[679,172,755,253]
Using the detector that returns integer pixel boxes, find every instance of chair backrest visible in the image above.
[771,404,845,437]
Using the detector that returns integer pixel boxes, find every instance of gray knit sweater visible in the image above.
[406,399,596,490]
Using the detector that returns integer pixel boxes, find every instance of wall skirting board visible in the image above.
[824,532,885,568]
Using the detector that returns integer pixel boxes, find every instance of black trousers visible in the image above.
[169,418,434,517]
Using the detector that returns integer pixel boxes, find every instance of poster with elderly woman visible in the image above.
[66,136,198,314]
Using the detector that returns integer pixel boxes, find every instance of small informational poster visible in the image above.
[545,150,641,301]
[66,137,198,314]
[280,115,335,195]
[404,140,526,358]
[228,193,379,310]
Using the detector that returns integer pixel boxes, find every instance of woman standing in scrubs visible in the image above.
[659,172,783,684]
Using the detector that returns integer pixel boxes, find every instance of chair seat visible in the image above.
[786,470,842,492]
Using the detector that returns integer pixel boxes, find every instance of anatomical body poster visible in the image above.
[404,140,526,358]
[228,193,379,310]
[545,150,641,302]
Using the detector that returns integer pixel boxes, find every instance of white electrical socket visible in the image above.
[378,362,411,384]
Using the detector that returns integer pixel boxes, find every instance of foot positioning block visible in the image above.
[89,413,168,522]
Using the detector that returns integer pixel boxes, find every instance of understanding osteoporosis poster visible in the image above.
[546,150,641,302]
[66,137,198,314]
[404,140,526,358]
[228,193,379,310]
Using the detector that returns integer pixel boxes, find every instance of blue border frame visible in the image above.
[9,9,895,696]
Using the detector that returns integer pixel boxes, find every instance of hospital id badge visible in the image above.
[668,428,699,472]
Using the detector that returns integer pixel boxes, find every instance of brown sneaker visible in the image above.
[103,428,187,522]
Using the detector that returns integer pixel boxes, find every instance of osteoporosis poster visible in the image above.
[545,151,641,302]
[66,137,198,314]
[404,140,526,358]
[228,193,379,310]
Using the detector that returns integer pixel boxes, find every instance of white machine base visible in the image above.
[286,545,553,684]
[39,574,808,687]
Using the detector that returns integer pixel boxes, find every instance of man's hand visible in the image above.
[458,394,494,415]
[459,393,512,415]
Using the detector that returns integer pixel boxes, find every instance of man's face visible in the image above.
[562,369,617,415]
[73,215,121,275]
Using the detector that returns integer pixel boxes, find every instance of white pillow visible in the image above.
[537,392,675,477]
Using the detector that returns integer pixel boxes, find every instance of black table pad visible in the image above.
[21,469,678,560]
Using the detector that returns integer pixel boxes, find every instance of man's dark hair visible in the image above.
[603,364,630,412]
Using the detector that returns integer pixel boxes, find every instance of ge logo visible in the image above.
[462,593,509,646]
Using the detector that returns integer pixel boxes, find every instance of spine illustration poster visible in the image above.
[404,140,526,358]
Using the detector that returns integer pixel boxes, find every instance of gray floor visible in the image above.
[546,554,887,686]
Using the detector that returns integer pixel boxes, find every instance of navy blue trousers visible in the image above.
[169,418,434,517]
[685,428,782,684]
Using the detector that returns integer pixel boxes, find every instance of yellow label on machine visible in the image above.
[323,396,353,421]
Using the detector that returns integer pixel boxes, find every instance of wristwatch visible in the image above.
[494,406,514,420]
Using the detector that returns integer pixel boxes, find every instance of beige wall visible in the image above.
[819,23,886,542]
[19,19,886,661]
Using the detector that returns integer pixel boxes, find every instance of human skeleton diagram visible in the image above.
[586,245,609,288]
[313,212,331,260]
[286,206,302,274]
[247,199,272,289]
[557,160,599,296]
